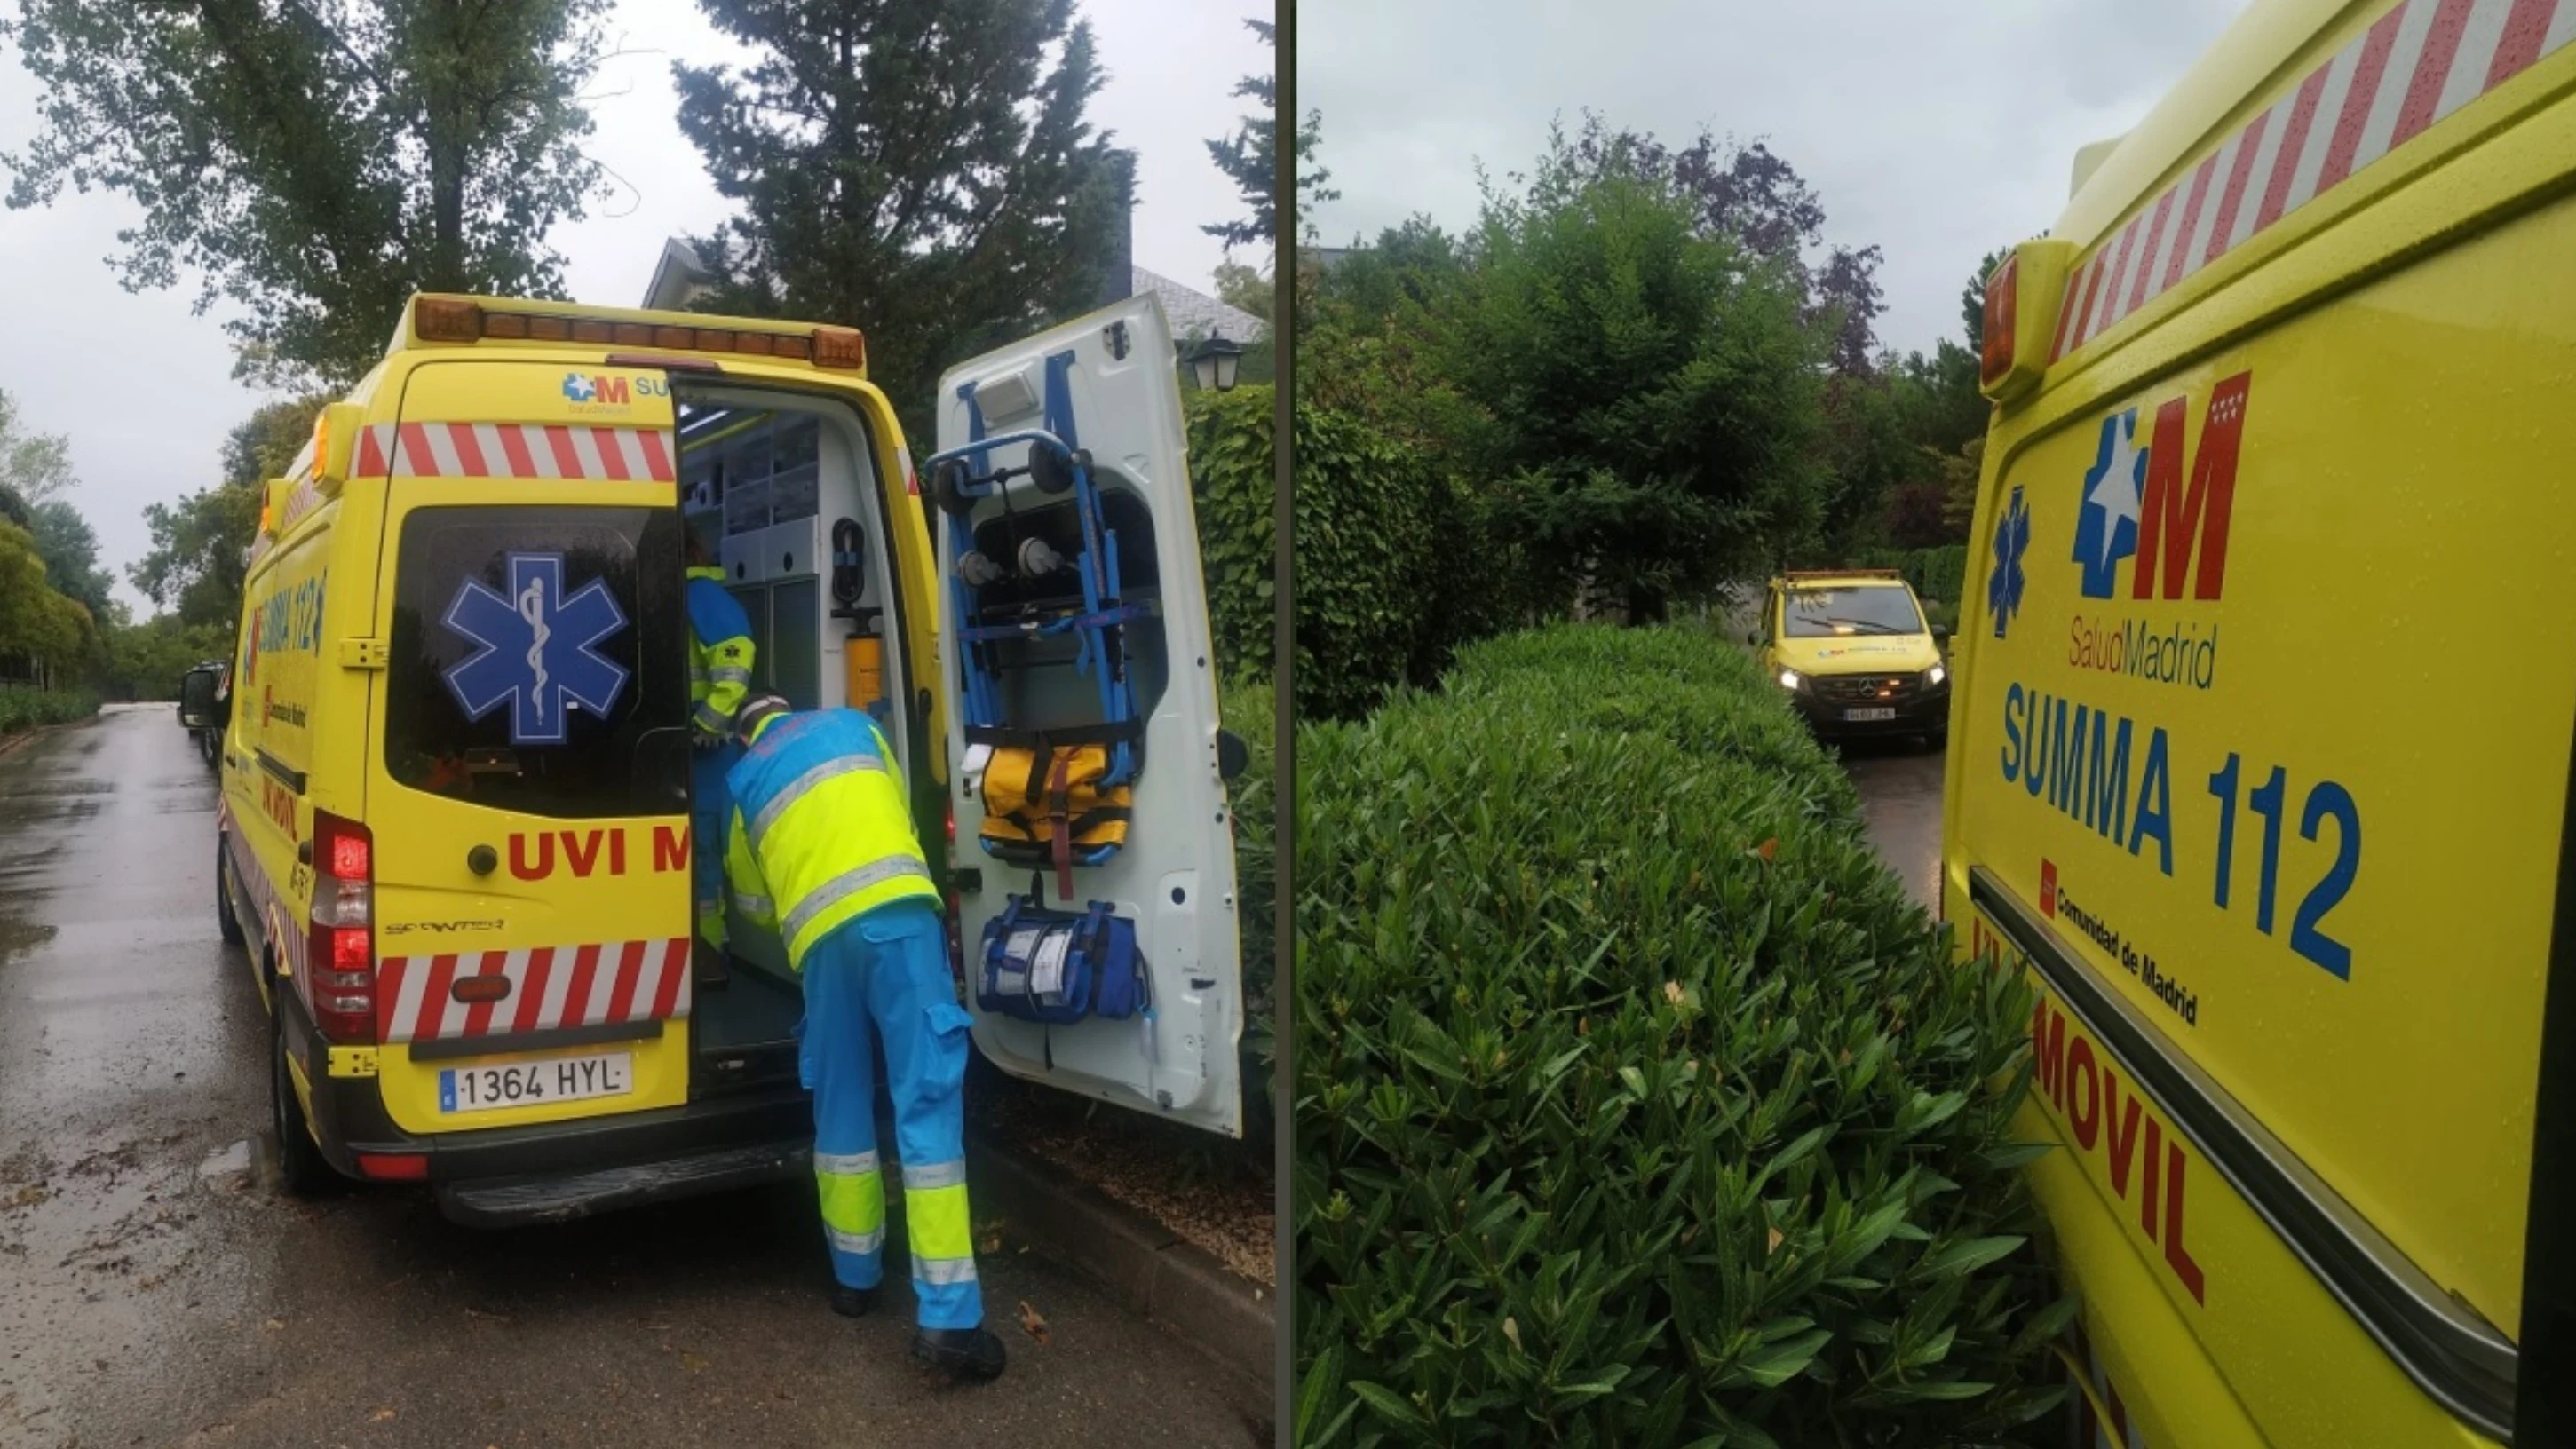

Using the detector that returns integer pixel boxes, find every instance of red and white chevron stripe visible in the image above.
[2054,0,2576,360]
[353,421,676,483]
[377,938,693,1045]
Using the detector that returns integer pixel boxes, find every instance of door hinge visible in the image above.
[327,1046,379,1078]
[338,638,388,670]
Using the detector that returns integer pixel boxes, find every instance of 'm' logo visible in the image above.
[440,553,630,746]
[2073,371,2250,602]
[562,372,631,406]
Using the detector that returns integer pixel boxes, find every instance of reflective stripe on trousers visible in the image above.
[817,1148,887,1262]
[903,1158,978,1294]
[798,904,982,1330]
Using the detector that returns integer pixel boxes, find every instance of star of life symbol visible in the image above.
[1989,484,2030,639]
[562,373,597,403]
[2073,408,2146,599]
[440,553,629,746]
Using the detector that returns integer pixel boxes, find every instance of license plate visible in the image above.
[1843,707,1897,722]
[438,1052,632,1113]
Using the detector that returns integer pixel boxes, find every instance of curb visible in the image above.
[0,712,99,760]
[965,1128,1275,1393]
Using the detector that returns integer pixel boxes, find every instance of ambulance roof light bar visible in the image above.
[410,297,865,371]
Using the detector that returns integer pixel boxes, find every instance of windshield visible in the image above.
[1781,584,1923,639]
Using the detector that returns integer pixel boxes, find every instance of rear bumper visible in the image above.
[284,995,812,1227]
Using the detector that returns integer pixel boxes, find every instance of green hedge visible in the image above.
[0,686,99,735]
[1188,385,1493,722]
[1295,625,2064,1447]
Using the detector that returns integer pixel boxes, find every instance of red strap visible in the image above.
[1047,752,1075,901]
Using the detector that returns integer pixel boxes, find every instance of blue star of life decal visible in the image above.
[440,553,630,746]
[2073,408,2146,599]
[562,372,597,403]
[1989,484,2031,639]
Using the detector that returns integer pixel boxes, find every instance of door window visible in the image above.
[384,505,686,818]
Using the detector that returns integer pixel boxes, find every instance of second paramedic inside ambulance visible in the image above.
[686,526,757,973]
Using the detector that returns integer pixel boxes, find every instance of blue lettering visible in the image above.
[2001,682,2025,784]
[2089,713,2132,843]
[2129,727,2174,875]
[2051,704,2088,820]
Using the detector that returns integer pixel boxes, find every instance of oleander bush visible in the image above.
[1295,624,2065,1447]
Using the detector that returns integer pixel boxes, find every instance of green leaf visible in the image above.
[1918,1234,2026,1279]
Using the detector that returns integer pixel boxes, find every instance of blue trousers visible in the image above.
[690,740,741,933]
[800,899,985,1331]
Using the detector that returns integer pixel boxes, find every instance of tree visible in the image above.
[3,0,612,386]
[1450,132,1827,622]
[27,501,110,618]
[673,0,1129,445]
[1202,18,1333,253]
[131,398,326,629]
[1566,115,1884,376]
[0,519,89,674]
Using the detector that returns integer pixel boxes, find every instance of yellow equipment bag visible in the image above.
[973,729,1136,899]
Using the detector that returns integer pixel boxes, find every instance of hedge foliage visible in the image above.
[1187,385,1497,723]
[0,686,99,735]
[1295,626,2065,1447]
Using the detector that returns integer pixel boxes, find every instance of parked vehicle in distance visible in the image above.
[177,661,225,767]
[1749,568,1950,748]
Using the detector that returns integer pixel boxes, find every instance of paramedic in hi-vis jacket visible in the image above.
[686,531,756,957]
[722,693,1005,1381]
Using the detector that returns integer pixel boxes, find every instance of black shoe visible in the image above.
[913,1326,1007,1381]
[830,1286,876,1318]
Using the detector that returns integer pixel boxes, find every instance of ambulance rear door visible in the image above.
[933,295,1248,1136]
[366,358,698,1137]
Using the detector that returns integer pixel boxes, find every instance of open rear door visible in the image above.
[932,296,1245,1136]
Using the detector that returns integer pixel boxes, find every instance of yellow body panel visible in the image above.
[1946,2,2576,1441]
[222,293,947,1158]
[1758,579,1944,678]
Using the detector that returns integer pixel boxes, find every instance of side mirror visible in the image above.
[1931,624,1951,643]
[1216,728,1250,781]
[1746,630,1761,647]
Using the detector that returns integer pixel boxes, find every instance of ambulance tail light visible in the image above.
[1978,253,2020,390]
[1977,238,2076,405]
[306,810,377,1044]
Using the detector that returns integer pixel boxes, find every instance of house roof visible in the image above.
[1132,265,1264,342]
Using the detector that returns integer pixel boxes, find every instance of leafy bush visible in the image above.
[1295,625,2064,1447]
[1188,384,1485,721]
[0,685,99,735]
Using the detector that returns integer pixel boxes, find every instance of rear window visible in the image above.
[385,505,686,819]
[1783,584,1923,638]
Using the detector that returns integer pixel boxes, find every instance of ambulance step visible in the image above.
[435,1140,810,1227]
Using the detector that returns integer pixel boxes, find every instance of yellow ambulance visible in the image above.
[1749,568,1953,748]
[215,292,1245,1224]
[1947,0,2576,1442]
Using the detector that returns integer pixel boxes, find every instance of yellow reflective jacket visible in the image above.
[686,566,755,737]
[722,709,939,969]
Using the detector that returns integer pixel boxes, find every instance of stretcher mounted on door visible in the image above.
[923,371,1154,907]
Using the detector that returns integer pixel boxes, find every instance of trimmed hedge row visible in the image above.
[1295,625,2064,1447]
[0,686,98,736]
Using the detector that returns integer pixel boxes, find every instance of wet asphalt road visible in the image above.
[0,708,1265,1449]
[1839,736,1946,911]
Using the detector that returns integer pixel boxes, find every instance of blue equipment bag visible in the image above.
[976,896,1146,1025]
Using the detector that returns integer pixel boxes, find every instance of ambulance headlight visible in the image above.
[1926,662,1947,688]
[1777,668,1803,691]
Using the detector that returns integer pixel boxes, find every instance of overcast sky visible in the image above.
[1301,0,2247,358]
[0,0,1267,614]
